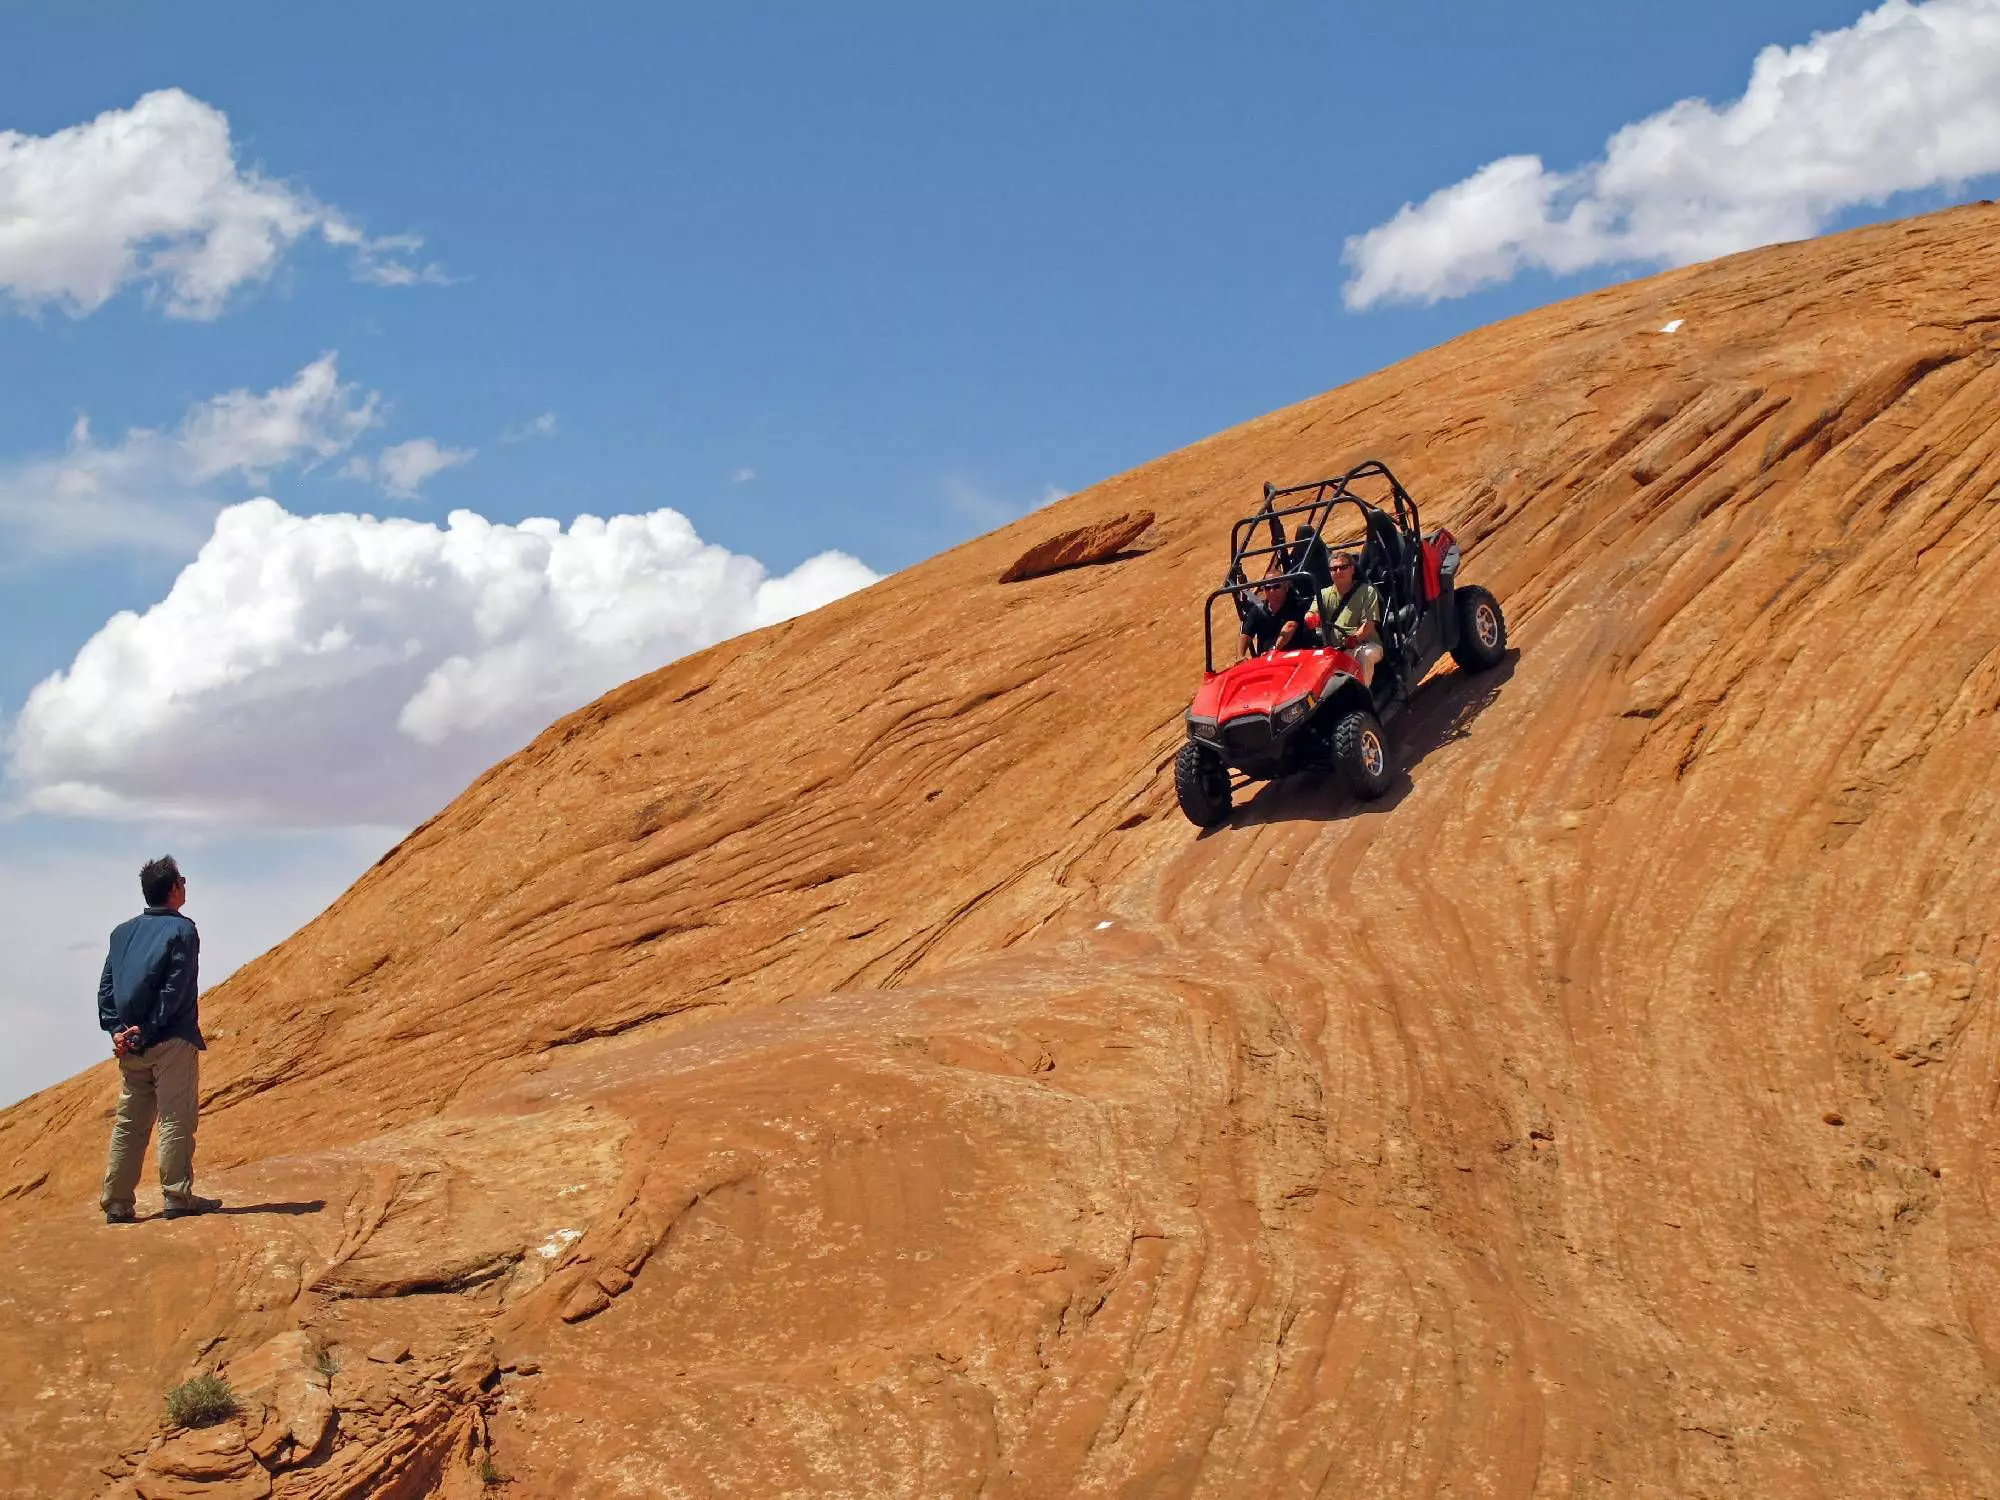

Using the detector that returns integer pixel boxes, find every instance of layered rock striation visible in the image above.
[6,203,2000,1496]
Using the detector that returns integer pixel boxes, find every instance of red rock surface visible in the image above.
[8,203,2000,1496]
[999,509,1154,582]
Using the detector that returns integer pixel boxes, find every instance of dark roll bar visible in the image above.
[1203,460,1425,673]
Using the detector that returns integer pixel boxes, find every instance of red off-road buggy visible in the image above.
[1175,461,1507,828]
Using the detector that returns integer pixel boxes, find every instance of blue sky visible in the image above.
[4,0,1996,1105]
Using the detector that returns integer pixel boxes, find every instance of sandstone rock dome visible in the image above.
[7,202,2000,1497]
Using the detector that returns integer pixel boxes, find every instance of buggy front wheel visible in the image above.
[1450,585,1507,671]
[1175,741,1232,828]
[1331,708,1395,800]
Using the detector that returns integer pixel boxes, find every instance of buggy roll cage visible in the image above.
[1201,460,1424,673]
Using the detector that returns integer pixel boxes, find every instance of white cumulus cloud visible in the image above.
[178,353,382,481]
[343,437,476,499]
[500,412,559,444]
[1343,0,2000,308]
[0,353,380,556]
[0,89,441,318]
[7,499,881,827]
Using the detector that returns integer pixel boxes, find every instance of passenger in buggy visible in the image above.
[1237,555,1313,658]
[1317,552,1384,687]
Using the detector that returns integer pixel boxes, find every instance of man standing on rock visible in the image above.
[98,856,220,1224]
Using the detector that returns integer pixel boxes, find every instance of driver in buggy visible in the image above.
[1316,552,1383,687]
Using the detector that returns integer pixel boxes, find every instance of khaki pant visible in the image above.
[101,1037,200,1215]
[1353,640,1385,684]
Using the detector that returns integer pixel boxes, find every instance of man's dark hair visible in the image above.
[140,856,183,908]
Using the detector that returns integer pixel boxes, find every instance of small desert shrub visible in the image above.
[165,1372,238,1428]
[480,1451,505,1486]
[315,1346,339,1378]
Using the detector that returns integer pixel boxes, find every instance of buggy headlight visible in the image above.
[1273,694,1314,732]
[1187,715,1222,744]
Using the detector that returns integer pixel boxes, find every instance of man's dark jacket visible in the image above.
[97,908,203,1052]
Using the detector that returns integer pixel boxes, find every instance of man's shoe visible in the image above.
[162,1195,222,1219]
[104,1205,137,1225]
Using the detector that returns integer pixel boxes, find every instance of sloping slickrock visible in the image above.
[998,508,1153,581]
[7,202,2000,1496]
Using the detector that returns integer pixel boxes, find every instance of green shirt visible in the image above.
[1318,581,1381,642]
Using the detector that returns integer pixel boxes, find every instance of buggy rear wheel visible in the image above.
[1450,585,1507,671]
[1175,740,1232,828]
[1331,708,1395,800]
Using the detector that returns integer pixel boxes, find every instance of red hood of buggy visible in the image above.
[1189,649,1354,722]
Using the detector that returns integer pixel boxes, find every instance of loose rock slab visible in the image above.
[135,1425,270,1499]
[998,510,1152,583]
[223,1331,335,1463]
